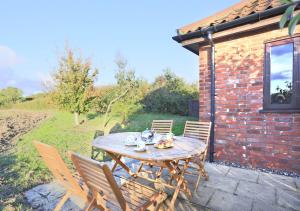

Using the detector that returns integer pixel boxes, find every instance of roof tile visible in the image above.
[179,0,285,35]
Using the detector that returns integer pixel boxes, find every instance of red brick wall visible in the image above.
[199,28,300,173]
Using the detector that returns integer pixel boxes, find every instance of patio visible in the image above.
[25,160,300,211]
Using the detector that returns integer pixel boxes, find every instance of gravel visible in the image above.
[214,160,300,178]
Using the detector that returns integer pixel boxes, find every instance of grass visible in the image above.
[0,110,195,210]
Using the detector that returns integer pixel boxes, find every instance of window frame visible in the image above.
[263,37,300,111]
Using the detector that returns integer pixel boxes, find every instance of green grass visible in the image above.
[1,110,195,210]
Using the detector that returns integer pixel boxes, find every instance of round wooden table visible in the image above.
[92,132,206,162]
[92,132,207,210]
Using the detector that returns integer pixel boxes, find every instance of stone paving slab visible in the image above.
[258,172,298,192]
[200,174,238,193]
[25,162,300,211]
[277,188,300,210]
[204,163,230,176]
[226,167,259,183]
[295,178,300,189]
[207,190,252,211]
[235,180,276,204]
[24,182,85,211]
[252,199,294,211]
[189,186,215,206]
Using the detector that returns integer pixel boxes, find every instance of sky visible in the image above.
[0,0,240,96]
[270,43,293,94]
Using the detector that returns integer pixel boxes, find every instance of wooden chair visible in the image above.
[33,141,89,211]
[137,120,173,173]
[70,152,167,211]
[151,120,173,135]
[182,121,211,190]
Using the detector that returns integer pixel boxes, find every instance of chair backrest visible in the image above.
[33,141,85,197]
[70,152,127,210]
[151,120,173,135]
[183,121,211,144]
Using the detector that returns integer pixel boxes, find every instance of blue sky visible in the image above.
[0,0,240,96]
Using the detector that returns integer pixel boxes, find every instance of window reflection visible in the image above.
[270,43,293,104]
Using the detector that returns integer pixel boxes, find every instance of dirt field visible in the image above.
[0,110,48,153]
[0,110,48,210]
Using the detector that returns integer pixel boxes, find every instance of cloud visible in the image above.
[271,43,293,57]
[0,46,21,68]
[271,70,292,80]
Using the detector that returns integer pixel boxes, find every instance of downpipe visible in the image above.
[206,31,215,163]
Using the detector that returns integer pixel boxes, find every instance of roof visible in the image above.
[179,0,285,35]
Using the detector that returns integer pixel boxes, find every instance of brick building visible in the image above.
[173,0,300,173]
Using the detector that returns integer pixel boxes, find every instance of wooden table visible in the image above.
[92,132,206,210]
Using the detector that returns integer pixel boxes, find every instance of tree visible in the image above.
[280,0,300,35]
[53,48,98,125]
[101,55,140,132]
[143,69,198,115]
[0,87,23,107]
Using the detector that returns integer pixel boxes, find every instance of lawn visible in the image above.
[0,110,195,210]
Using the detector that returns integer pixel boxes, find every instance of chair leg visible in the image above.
[195,174,202,192]
[85,197,96,211]
[54,191,71,211]
[138,162,144,173]
[199,163,209,181]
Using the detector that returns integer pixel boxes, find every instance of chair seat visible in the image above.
[105,180,167,210]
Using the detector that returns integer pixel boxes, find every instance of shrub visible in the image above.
[0,87,23,108]
[142,70,198,115]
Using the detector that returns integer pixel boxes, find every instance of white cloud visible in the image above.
[0,45,21,68]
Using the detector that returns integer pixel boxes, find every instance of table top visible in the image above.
[92,132,206,162]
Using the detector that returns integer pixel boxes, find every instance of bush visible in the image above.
[0,87,23,108]
[142,70,198,115]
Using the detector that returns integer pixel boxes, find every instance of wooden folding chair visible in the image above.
[33,141,89,211]
[151,120,173,135]
[182,121,211,190]
[137,120,173,174]
[70,152,167,211]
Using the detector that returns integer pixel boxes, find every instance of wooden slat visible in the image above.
[183,121,211,144]
[151,120,173,135]
[33,141,88,210]
[70,152,166,210]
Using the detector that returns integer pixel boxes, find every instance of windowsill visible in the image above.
[259,109,300,113]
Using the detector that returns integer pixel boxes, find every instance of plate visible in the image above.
[154,143,174,149]
[125,142,137,146]
[134,147,146,152]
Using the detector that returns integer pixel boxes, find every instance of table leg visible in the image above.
[111,154,122,172]
[106,152,134,175]
[163,159,192,210]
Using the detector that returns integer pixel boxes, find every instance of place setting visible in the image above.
[124,129,175,152]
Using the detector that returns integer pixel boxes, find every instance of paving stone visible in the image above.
[25,182,86,210]
[236,181,276,204]
[207,190,252,211]
[190,186,215,206]
[204,162,230,176]
[160,198,207,211]
[252,199,293,211]
[201,174,238,193]
[226,167,259,183]
[294,178,300,190]
[277,188,300,211]
[258,172,297,191]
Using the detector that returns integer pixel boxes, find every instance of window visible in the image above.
[263,37,300,111]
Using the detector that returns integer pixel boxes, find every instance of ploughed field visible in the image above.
[0,110,48,153]
[0,110,48,210]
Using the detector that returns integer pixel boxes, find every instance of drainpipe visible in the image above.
[206,31,215,162]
